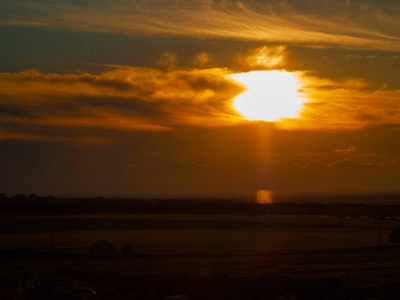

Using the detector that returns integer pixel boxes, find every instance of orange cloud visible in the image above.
[2,62,400,144]
[157,52,179,69]
[241,46,286,70]
[0,66,244,142]
[282,74,400,129]
[192,53,212,68]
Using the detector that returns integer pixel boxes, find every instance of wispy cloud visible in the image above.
[1,0,400,51]
[241,46,286,70]
[330,159,378,168]
[301,159,379,169]
[335,146,356,153]
[303,160,330,169]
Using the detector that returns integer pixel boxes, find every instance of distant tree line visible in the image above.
[2,193,400,218]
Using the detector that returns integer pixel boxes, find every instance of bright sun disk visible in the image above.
[231,70,304,121]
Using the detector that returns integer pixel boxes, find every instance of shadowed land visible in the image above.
[3,245,400,299]
[2,195,400,299]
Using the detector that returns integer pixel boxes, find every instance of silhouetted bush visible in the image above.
[389,228,400,243]
[16,247,36,258]
[89,240,116,258]
[121,243,135,256]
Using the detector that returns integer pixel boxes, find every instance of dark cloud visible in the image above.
[355,113,382,122]
[0,103,38,119]
[18,0,90,4]
[0,70,133,91]
[304,160,330,169]
[330,159,377,168]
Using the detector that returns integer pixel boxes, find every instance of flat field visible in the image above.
[1,214,400,299]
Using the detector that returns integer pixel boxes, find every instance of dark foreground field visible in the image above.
[1,212,400,299]
[2,246,400,299]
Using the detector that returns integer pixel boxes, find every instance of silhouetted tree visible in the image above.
[389,227,400,243]
[121,243,135,256]
[89,240,116,258]
[13,194,27,200]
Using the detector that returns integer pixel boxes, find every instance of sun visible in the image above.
[231,70,304,121]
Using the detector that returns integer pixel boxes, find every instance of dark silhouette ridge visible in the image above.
[2,193,400,217]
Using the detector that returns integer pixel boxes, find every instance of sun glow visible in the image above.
[256,190,274,204]
[231,70,304,121]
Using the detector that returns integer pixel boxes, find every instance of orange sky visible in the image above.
[1,0,400,199]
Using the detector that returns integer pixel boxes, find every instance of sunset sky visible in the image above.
[1,0,400,199]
